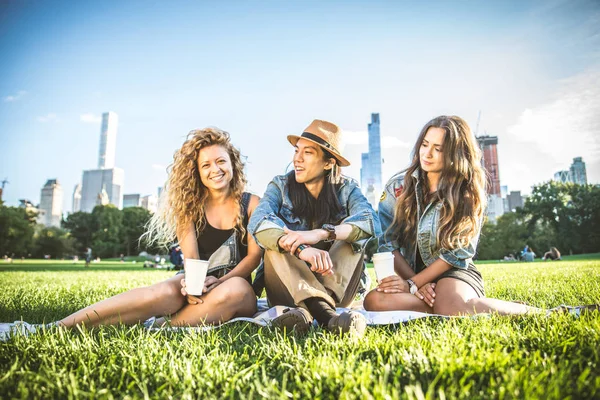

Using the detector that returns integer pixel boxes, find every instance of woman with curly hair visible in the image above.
[59,128,262,327]
[366,115,545,315]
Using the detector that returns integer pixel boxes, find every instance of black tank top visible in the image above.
[196,192,250,261]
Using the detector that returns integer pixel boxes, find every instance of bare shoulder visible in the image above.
[248,194,261,214]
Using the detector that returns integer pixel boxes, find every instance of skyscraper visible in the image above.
[72,183,81,213]
[477,135,503,222]
[569,157,587,185]
[360,113,383,207]
[476,135,501,197]
[98,112,118,169]
[553,170,571,183]
[553,157,587,185]
[39,179,63,227]
[81,168,124,212]
[79,111,125,212]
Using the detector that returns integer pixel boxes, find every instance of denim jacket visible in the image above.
[249,173,380,253]
[377,169,480,270]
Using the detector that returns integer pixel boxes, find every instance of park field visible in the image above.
[1,256,600,399]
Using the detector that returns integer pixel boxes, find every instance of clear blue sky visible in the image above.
[1,0,599,210]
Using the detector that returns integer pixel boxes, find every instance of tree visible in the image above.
[0,205,37,257]
[91,205,124,258]
[121,207,152,256]
[33,226,75,259]
[62,212,95,253]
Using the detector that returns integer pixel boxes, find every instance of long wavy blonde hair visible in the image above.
[392,116,487,251]
[143,127,247,248]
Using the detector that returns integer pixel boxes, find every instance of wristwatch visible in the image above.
[321,224,336,242]
[406,279,418,294]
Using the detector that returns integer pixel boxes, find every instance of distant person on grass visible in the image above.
[60,128,262,328]
[249,119,380,337]
[84,247,92,267]
[542,247,561,261]
[365,115,590,316]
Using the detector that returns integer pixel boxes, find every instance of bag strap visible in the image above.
[241,192,251,218]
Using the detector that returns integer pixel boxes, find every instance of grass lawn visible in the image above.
[1,255,600,399]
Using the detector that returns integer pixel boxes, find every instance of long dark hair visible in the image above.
[286,149,343,228]
[391,116,487,250]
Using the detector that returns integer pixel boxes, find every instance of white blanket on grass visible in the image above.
[0,299,456,339]
[148,298,453,332]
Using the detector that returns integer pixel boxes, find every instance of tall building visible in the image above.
[72,184,82,213]
[360,113,383,207]
[79,111,125,212]
[507,191,524,212]
[98,112,118,169]
[476,135,501,197]
[123,194,141,208]
[477,135,503,222]
[80,168,124,212]
[553,157,587,185]
[39,179,63,227]
[553,170,571,183]
[569,157,587,185]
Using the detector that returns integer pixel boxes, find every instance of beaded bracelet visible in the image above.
[294,244,311,259]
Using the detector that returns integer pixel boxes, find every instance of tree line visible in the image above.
[0,204,161,259]
[1,181,598,260]
[477,181,600,260]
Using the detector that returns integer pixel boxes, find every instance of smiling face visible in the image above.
[197,145,233,192]
[293,138,334,185]
[419,127,446,175]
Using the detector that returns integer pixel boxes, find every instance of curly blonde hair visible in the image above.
[143,127,247,248]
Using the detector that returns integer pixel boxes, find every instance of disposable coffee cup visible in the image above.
[372,252,395,282]
[184,259,209,296]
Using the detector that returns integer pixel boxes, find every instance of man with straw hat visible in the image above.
[249,119,380,337]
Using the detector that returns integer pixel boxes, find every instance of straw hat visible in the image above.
[287,119,350,167]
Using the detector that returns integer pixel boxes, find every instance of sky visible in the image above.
[1,0,599,211]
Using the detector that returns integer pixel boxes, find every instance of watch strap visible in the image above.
[407,279,418,294]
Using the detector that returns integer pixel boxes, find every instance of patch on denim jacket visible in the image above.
[394,185,403,198]
[380,191,387,202]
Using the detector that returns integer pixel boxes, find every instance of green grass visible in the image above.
[1,256,600,399]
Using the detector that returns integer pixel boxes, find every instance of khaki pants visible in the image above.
[264,241,365,309]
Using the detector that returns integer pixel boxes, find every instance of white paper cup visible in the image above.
[372,252,395,282]
[184,259,209,296]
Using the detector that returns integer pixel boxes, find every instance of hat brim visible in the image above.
[287,135,351,167]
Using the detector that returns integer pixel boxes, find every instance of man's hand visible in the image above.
[415,282,436,307]
[297,247,334,275]
[376,275,409,294]
[278,227,328,254]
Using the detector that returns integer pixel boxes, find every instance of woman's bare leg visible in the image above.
[59,275,186,327]
[432,278,544,316]
[363,289,432,313]
[168,277,257,326]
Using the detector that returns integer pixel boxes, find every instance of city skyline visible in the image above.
[1,1,599,210]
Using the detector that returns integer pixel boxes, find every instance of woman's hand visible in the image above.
[415,282,436,307]
[203,275,221,293]
[376,275,409,294]
[278,227,327,254]
[298,247,334,276]
[180,278,203,305]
